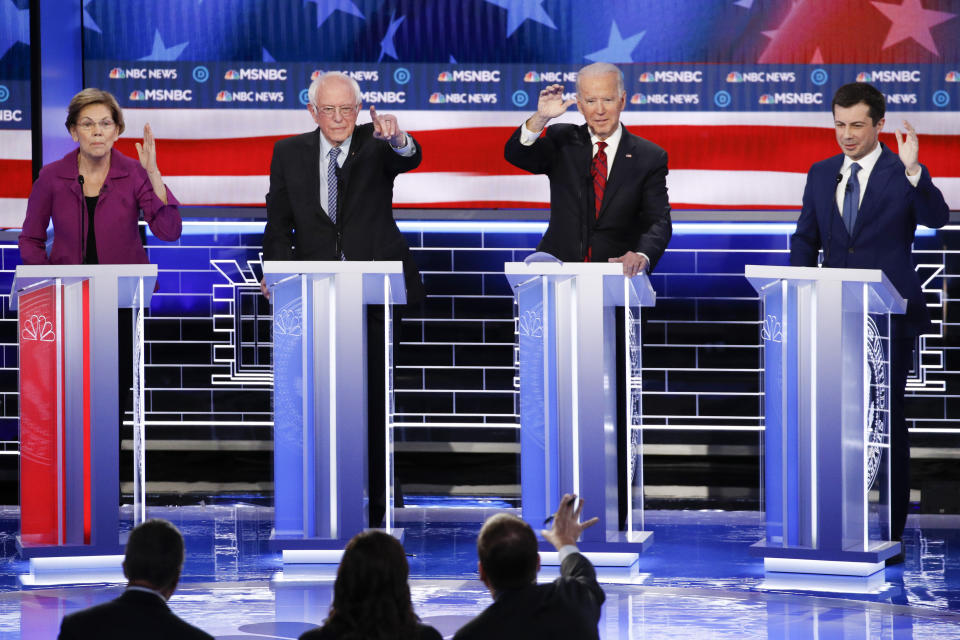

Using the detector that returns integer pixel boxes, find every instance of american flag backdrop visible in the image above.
[1,0,959,224]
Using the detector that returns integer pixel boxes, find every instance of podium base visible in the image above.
[538,530,653,555]
[269,528,405,554]
[19,554,125,586]
[750,539,900,576]
[16,538,125,559]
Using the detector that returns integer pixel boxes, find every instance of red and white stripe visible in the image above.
[4,110,959,223]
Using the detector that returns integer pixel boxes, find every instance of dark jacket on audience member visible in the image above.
[58,589,214,640]
[453,552,605,640]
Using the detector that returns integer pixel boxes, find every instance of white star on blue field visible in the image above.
[585,21,645,63]
[485,0,556,37]
[139,29,189,61]
[0,0,29,58]
[304,0,365,27]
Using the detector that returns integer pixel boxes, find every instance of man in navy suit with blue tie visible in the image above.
[790,83,949,558]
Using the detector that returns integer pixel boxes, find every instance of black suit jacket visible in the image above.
[263,123,425,303]
[58,589,214,640]
[453,552,605,640]
[505,123,672,269]
[790,144,949,334]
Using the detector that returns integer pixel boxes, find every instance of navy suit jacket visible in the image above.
[263,123,425,304]
[790,143,949,334]
[58,589,214,640]
[505,123,672,269]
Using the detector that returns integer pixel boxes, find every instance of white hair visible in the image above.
[308,71,362,106]
[576,62,624,96]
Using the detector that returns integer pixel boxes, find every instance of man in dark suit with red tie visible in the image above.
[58,519,213,640]
[790,83,949,560]
[504,62,673,528]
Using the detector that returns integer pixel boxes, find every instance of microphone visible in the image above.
[835,173,842,185]
[78,175,85,264]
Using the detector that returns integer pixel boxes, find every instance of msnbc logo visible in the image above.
[726,72,743,83]
[428,93,445,103]
[215,91,234,102]
[947,71,960,82]
[437,71,453,82]
[128,90,146,101]
[109,68,125,79]
[638,72,654,82]
[758,94,774,104]
[523,71,541,82]
[224,70,241,80]
[630,93,648,104]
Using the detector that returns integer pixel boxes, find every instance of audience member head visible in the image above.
[326,530,419,640]
[832,82,886,126]
[122,519,185,599]
[476,513,540,593]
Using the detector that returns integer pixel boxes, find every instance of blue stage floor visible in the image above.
[3,502,960,639]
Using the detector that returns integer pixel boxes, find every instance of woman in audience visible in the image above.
[300,531,442,640]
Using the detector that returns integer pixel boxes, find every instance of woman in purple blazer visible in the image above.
[18,88,181,265]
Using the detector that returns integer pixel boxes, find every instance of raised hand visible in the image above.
[527,84,576,132]
[370,105,406,147]
[896,120,921,176]
[135,123,159,175]
[541,493,598,549]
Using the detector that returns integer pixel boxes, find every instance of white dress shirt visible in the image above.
[318,132,416,215]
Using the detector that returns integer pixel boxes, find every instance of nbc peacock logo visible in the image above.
[428,92,444,103]
[523,71,540,83]
[437,71,453,82]
[758,94,774,104]
[638,72,654,83]
[128,90,146,101]
[856,72,870,82]
[946,71,960,82]
[630,93,647,104]
[109,68,125,79]
[726,71,743,83]
[215,91,233,102]
[224,69,241,80]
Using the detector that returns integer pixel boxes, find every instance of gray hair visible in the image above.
[308,71,362,107]
[576,62,624,96]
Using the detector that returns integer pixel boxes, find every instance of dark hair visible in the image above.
[123,519,184,591]
[477,513,538,592]
[832,83,885,125]
[65,88,126,135]
[324,531,419,640]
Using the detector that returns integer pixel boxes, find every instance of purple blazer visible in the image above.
[18,148,182,265]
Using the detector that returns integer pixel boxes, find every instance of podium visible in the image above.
[506,262,655,553]
[746,265,905,575]
[263,261,405,552]
[12,264,156,559]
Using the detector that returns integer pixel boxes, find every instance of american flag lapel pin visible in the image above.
[625,153,633,158]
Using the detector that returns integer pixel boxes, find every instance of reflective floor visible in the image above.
[3,502,960,639]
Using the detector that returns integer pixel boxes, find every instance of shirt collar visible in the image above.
[320,131,351,162]
[589,122,622,149]
[842,141,882,175]
[126,585,167,601]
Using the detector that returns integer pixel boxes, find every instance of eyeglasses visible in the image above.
[579,97,620,108]
[77,119,116,131]
[315,104,360,118]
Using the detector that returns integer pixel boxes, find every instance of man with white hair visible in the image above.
[262,71,423,526]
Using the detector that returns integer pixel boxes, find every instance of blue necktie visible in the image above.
[327,146,340,223]
[842,162,861,235]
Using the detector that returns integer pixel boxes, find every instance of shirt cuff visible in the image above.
[558,544,580,562]
[638,252,651,272]
[519,122,542,146]
[391,134,417,157]
[905,167,922,187]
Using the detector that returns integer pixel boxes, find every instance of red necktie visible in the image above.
[591,141,608,219]
[586,141,608,262]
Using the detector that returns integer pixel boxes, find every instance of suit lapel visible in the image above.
[597,125,632,219]
[852,145,896,239]
[820,154,846,239]
[336,124,370,224]
[305,128,323,217]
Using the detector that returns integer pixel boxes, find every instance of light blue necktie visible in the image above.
[842,162,861,235]
[327,146,340,223]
